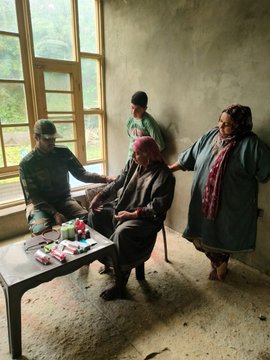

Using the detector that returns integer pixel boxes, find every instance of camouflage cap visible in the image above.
[34,119,61,139]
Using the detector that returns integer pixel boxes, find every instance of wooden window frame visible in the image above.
[0,0,106,209]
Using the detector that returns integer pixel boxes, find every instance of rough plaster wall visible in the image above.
[103,0,270,273]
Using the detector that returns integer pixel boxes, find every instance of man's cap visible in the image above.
[34,119,62,139]
[131,91,148,108]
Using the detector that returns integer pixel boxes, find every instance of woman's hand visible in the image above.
[115,210,138,221]
[89,193,103,211]
[168,162,185,172]
[106,175,117,183]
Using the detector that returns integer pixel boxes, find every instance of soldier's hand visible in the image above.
[54,212,66,225]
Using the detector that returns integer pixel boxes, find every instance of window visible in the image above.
[0,0,105,208]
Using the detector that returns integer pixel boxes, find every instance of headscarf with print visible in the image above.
[202,105,253,220]
[133,136,164,164]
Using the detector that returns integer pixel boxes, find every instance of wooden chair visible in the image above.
[135,223,168,281]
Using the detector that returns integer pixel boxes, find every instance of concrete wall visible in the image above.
[103,0,270,274]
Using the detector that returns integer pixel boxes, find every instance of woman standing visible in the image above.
[169,105,270,281]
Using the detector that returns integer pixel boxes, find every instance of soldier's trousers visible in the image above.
[26,197,88,235]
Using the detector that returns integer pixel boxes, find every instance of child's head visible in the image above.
[131,91,148,119]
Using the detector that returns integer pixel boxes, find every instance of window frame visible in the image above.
[0,0,107,209]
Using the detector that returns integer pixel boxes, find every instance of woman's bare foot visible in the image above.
[208,262,228,281]
[208,268,218,280]
[216,262,228,281]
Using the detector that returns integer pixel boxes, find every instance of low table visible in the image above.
[0,227,120,359]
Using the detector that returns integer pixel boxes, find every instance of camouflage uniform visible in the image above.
[19,146,107,234]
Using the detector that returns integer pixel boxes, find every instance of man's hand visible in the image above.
[54,212,66,225]
[114,210,138,221]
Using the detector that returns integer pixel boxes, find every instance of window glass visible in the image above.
[0,35,23,80]
[78,0,97,53]
[54,123,75,141]
[44,72,71,91]
[3,126,31,166]
[29,0,74,60]
[61,142,75,154]
[69,163,102,188]
[0,0,18,33]
[84,114,102,161]
[46,93,72,112]
[81,58,99,109]
[0,83,27,124]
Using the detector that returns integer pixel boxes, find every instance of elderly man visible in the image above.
[19,119,111,235]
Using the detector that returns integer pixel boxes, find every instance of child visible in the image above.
[126,91,165,158]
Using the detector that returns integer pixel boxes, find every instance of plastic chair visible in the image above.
[135,223,168,281]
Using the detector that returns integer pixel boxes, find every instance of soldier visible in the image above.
[19,119,112,235]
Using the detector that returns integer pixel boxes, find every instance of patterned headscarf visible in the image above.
[133,136,164,163]
[202,105,253,220]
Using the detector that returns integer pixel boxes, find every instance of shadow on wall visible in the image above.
[255,123,270,145]
[158,108,181,160]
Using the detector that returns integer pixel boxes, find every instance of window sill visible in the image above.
[0,203,25,217]
[0,189,86,241]
[0,184,105,241]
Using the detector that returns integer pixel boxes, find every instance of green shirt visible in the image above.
[126,112,165,158]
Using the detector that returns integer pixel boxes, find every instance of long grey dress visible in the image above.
[89,159,175,271]
[179,127,270,252]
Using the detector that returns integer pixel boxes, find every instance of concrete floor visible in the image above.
[1,228,270,360]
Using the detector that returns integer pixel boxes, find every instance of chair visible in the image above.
[135,223,168,281]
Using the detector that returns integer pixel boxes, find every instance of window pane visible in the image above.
[0,0,18,33]
[3,126,31,166]
[0,35,23,80]
[55,123,74,141]
[81,59,99,109]
[78,0,97,53]
[0,177,23,205]
[44,72,71,91]
[0,83,27,124]
[62,142,75,154]
[70,163,102,188]
[85,115,102,161]
[46,93,72,112]
[29,0,74,60]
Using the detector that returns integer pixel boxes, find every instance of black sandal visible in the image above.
[100,285,126,301]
